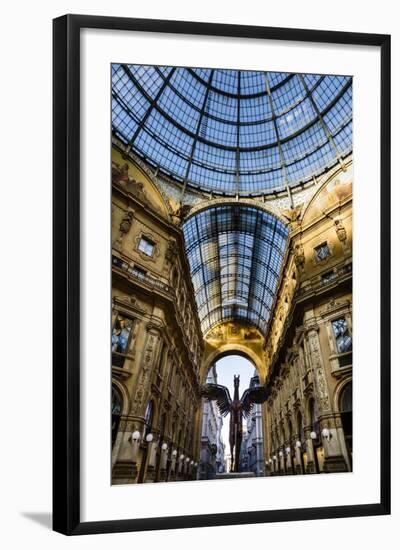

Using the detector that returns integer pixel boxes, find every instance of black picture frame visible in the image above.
[53,14,391,535]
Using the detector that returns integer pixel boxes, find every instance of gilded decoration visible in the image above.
[110,65,354,482]
[282,205,303,229]
[113,209,135,251]
[171,203,192,225]
[293,242,305,271]
[112,160,148,204]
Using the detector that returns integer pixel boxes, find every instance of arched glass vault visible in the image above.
[182,205,289,334]
[112,64,352,196]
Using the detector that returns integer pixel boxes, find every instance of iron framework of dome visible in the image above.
[112,65,352,197]
[182,205,289,334]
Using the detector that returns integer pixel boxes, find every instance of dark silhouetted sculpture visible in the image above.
[201,375,269,473]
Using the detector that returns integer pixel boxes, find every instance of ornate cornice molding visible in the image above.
[185,196,288,225]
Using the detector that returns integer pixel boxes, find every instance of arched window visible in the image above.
[288,419,293,441]
[309,398,320,435]
[297,411,304,442]
[309,398,322,473]
[280,422,286,446]
[340,382,352,412]
[177,428,183,451]
[111,385,123,448]
[296,411,306,475]
[159,412,167,444]
[143,400,154,439]
[112,314,134,368]
[339,381,352,466]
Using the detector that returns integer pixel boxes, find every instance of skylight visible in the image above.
[112,65,352,197]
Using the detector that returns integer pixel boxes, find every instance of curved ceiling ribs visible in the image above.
[112,65,352,197]
[111,65,352,338]
[182,205,289,335]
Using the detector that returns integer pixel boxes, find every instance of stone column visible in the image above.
[305,325,331,413]
[254,403,265,476]
[144,440,157,482]
[169,450,178,481]
[272,455,277,475]
[279,450,285,474]
[305,324,348,472]
[113,324,163,484]
[112,419,142,484]
[177,454,185,480]
[304,426,317,473]
[320,416,350,473]
[130,325,163,417]
[294,439,303,474]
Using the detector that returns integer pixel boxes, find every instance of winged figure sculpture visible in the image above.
[201,375,269,473]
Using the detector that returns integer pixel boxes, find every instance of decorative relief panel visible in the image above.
[306,327,331,412]
[112,208,135,251]
[131,329,161,415]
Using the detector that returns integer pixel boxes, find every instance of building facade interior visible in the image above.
[111,65,353,483]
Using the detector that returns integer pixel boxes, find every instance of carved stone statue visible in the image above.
[112,161,147,203]
[171,203,192,225]
[112,162,130,186]
[282,205,302,228]
[119,210,134,235]
[293,243,305,270]
[165,239,179,262]
[201,375,269,472]
[334,219,347,243]
[113,209,134,251]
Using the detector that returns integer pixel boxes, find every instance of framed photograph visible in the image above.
[53,14,391,535]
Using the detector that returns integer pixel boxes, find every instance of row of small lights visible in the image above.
[131,431,198,467]
[268,428,331,463]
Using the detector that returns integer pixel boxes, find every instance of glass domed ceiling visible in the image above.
[182,204,289,334]
[112,65,352,197]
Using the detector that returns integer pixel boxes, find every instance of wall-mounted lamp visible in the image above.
[180,454,184,461]
[295,440,302,448]
[321,428,331,440]
[286,447,291,455]
[273,455,277,461]
[147,433,156,468]
[131,430,141,441]
[160,442,169,470]
[170,449,178,474]
[278,450,283,457]
[310,431,317,440]
[131,430,141,463]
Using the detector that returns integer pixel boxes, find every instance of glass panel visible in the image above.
[314,242,330,262]
[182,205,289,334]
[111,64,352,196]
[112,386,122,415]
[138,236,155,256]
[332,317,352,354]
[143,401,154,438]
[112,315,134,354]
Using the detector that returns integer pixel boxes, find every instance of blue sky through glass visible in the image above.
[112,65,352,196]
[182,205,289,334]
[214,355,256,449]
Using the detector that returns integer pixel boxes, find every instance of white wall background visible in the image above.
[0,0,398,547]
